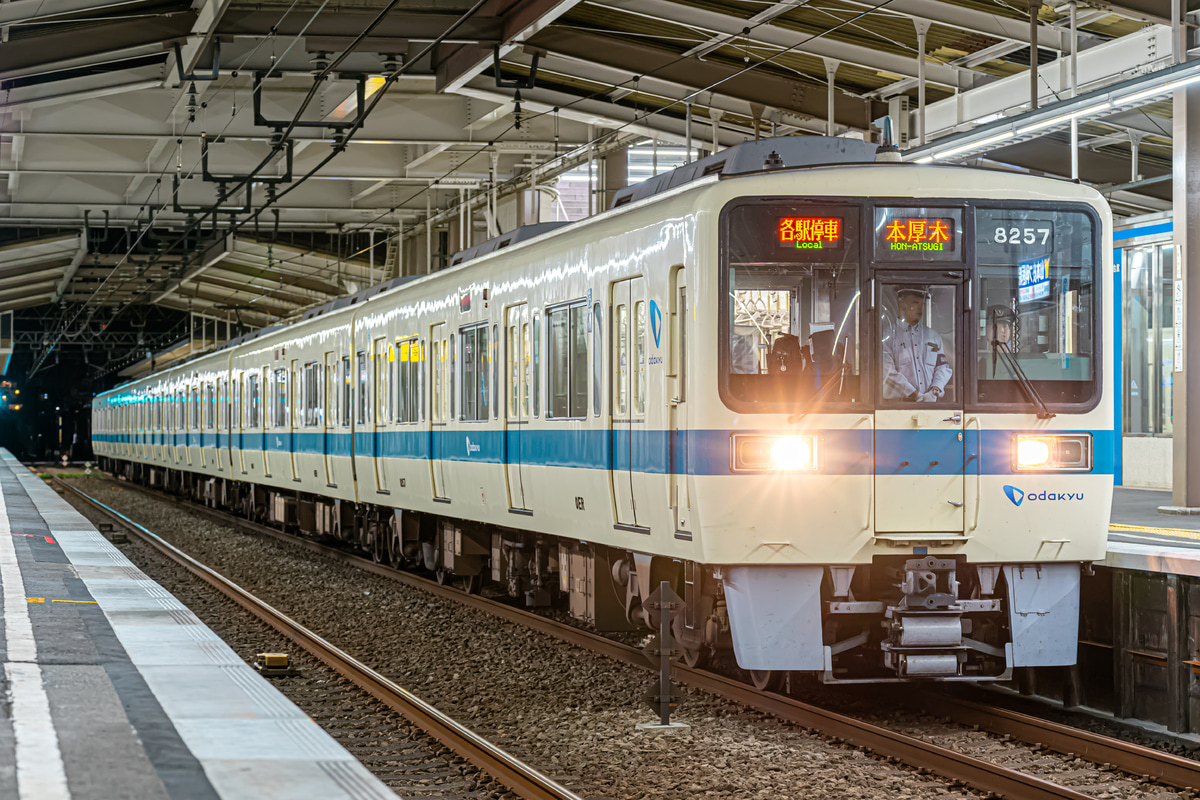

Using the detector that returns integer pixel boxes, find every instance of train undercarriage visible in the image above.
[103,456,1073,684]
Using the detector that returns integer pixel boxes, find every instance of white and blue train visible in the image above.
[93,137,1113,683]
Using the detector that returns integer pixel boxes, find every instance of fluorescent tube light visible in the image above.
[1016,101,1111,135]
[933,130,1014,160]
[1120,73,1200,105]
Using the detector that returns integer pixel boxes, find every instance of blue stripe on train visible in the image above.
[98,427,1115,477]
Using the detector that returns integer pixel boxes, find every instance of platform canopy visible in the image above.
[0,0,1192,378]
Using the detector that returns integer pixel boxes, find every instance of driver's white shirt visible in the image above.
[881,321,952,399]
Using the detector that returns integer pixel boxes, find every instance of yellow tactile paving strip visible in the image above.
[1109,522,1200,542]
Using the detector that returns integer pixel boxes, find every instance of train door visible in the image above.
[185,385,194,467]
[262,367,273,477]
[373,338,389,493]
[216,378,225,472]
[429,323,448,500]
[290,359,301,481]
[235,373,246,474]
[324,351,336,486]
[873,274,966,534]
[504,304,529,511]
[669,268,692,534]
[611,277,648,529]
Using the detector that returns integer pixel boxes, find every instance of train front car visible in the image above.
[698,164,1112,682]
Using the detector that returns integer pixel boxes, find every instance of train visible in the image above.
[92,136,1113,684]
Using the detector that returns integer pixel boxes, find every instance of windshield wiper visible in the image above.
[992,342,1055,420]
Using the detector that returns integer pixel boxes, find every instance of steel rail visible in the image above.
[84,476,1200,797]
[56,479,584,800]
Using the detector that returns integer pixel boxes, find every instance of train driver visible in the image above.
[881,287,952,402]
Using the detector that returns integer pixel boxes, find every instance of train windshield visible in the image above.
[721,201,863,410]
[974,207,1097,408]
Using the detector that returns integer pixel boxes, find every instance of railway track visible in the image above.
[55,478,582,800]
[61,475,1200,799]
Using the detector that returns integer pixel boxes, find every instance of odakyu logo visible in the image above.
[465,436,481,456]
[649,299,663,348]
[1003,485,1084,507]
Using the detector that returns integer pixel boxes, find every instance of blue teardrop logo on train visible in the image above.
[649,300,663,348]
[1003,485,1025,507]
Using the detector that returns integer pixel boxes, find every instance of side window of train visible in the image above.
[340,355,352,427]
[430,337,443,422]
[356,350,368,425]
[303,361,321,427]
[273,367,288,428]
[593,303,602,416]
[614,303,628,417]
[396,338,420,423]
[374,339,390,425]
[532,315,540,417]
[634,301,647,415]
[458,323,489,422]
[450,333,456,420]
[547,301,588,419]
[492,324,499,420]
[245,372,258,428]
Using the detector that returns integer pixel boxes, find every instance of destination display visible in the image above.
[874,207,962,261]
[777,216,844,249]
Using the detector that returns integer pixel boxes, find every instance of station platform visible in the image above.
[1107,486,1200,575]
[0,449,396,800]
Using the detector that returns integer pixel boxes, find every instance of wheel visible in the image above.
[681,645,708,670]
[747,669,784,693]
[387,526,403,568]
[435,567,449,585]
[457,573,483,595]
[371,531,385,563]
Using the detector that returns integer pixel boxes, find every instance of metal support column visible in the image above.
[1029,0,1040,110]
[685,103,693,163]
[1069,1,1078,97]
[914,22,929,146]
[1166,82,1200,512]
[824,59,839,137]
[602,143,628,212]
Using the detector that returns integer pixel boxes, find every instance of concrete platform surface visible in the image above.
[0,449,398,800]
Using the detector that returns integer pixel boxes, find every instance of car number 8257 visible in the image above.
[993,226,1051,245]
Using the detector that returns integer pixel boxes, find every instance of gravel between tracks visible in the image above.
[64,476,1175,800]
[61,486,521,800]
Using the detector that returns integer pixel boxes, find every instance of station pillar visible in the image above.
[601,144,628,212]
[1166,82,1200,512]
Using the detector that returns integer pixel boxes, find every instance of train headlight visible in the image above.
[1012,434,1092,472]
[732,434,820,472]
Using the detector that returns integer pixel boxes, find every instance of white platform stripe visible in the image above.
[197,640,241,665]
[133,580,175,600]
[277,719,349,759]
[220,665,300,718]
[0,472,72,800]
[153,596,186,611]
[318,760,400,800]
[167,609,202,625]
[179,625,219,643]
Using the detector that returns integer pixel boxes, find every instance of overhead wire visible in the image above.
[26,0,314,374]
[75,0,904,343]
[199,0,907,317]
[312,0,905,271]
[31,0,408,372]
